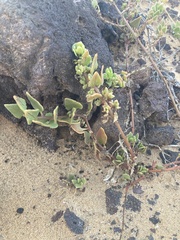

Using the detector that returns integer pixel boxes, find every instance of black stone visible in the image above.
[47,193,52,198]
[166,8,178,18]
[145,125,174,146]
[146,149,152,155]
[64,208,84,234]
[175,63,180,73]
[111,220,116,225]
[105,188,122,215]
[147,235,154,240]
[16,208,24,214]
[0,0,113,149]
[139,82,169,120]
[147,194,159,206]
[149,212,160,225]
[51,210,63,223]
[133,185,144,195]
[159,150,179,164]
[164,44,171,51]
[125,194,142,212]
[137,58,146,66]
[98,1,122,22]
[156,37,166,51]
[113,227,121,233]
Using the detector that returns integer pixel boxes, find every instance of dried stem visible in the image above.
[112,3,180,118]
[129,89,135,134]
[79,114,105,153]
[149,166,180,172]
[149,160,180,173]
[108,109,135,161]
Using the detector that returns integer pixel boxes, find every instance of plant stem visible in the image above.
[129,89,135,134]
[149,165,180,172]
[80,114,106,152]
[93,87,135,161]
[109,109,135,162]
[112,3,180,118]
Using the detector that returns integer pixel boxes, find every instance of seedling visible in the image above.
[68,175,86,189]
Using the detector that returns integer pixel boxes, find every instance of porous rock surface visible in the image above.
[0,0,113,148]
[0,0,174,149]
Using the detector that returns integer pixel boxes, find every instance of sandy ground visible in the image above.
[0,1,180,239]
[0,115,180,240]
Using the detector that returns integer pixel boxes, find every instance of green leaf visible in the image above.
[53,106,58,124]
[130,16,142,29]
[84,131,91,145]
[4,103,24,119]
[45,112,53,117]
[71,178,86,189]
[70,122,87,134]
[96,127,107,146]
[88,71,103,88]
[13,96,27,112]
[90,53,98,74]
[86,102,93,116]
[81,49,92,66]
[104,67,114,80]
[67,174,76,182]
[86,93,102,102]
[122,173,131,181]
[32,118,58,128]
[64,98,83,111]
[24,109,40,125]
[57,116,72,124]
[72,41,86,57]
[26,92,44,113]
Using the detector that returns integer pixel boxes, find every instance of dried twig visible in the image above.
[129,89,135,134]
[112,3,180,118]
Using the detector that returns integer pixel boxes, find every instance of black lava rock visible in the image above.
[64,208,84,234]
[159,150,179,164]
[51,210,63,223]
[146,126,174,146]
[125,194,142,212]
[16,208,24,214]
[149,212,160,225]
[105,188,122,215]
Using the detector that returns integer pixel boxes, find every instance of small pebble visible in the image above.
[16,208,24,214]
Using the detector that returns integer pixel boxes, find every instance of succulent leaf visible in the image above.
[13,96,27,112]
[53,106,59,124]
[96,127,107,146]
[88,71,103,88]
[86,93,102,102]
[32,118,58,128]
[90,53,98,74]
[70,122,87,134]
[26,92,44,113]
[24,109,40,125]
[64,98,83,111]
[4,104,24,119]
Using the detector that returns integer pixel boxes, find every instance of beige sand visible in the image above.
[0,115,180,240]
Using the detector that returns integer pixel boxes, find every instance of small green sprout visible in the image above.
[113,151,126,165]
[137,164,148,175]
[72,41,86,57]
[122,173,131,181]
[68,175,86,189]
[148,2,164,20]
[156,21,167,37]
[91,0,100,12]
[172,21,180,39]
